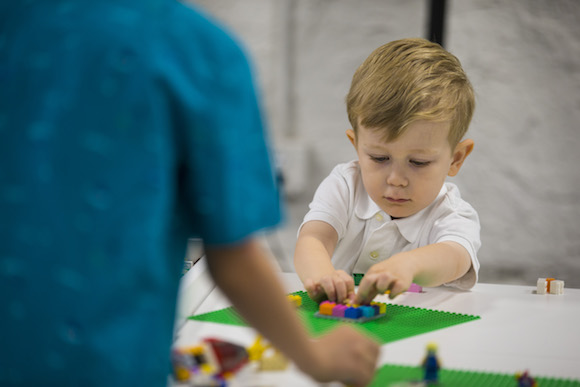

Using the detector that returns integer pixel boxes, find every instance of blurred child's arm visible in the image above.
[205,239,379,386]
[354,241,471,304]
[294,220,355,303]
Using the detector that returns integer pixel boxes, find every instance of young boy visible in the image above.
[294,38,481,305]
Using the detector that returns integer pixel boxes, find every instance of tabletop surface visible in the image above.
[174,260,580,386]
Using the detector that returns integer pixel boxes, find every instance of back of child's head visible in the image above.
[346,38,474,148]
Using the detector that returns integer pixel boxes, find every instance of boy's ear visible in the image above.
[346,129,356,148]
[448,139,474,177]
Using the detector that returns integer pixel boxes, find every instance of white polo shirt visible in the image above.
[300,160,481,290]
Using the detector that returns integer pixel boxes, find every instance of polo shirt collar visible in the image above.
[354,184,449,244]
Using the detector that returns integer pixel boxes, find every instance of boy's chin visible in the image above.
[385,207,419,219]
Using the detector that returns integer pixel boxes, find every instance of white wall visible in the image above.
[189,0,580,288]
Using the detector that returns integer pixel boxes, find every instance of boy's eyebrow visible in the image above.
[363,143,440,156]
[406,148,440,156]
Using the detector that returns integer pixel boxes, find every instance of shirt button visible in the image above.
[375,213,383,221]
[369,251,379,260]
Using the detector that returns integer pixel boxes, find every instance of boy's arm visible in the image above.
[354,241,472,304]
[205,238,378,386]
[294,220,338,282]
[293,220,354,303]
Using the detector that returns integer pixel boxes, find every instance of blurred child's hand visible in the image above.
[304,270,355,304]
[297,325,379,387]
[353,257,414,304]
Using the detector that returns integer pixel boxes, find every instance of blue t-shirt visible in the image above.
[0,0,281,385]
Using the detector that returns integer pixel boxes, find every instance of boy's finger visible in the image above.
[304,278,316,294]
[353,275,378,304]
[388,279,406,299]
[338,271,355,294]
[320,276,337,302]
[338,274,355,304]
[356,291,378,305]
[375,276,393,294]
[334,279,349,304]
[305,279,324,302]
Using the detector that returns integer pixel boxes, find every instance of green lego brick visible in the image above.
[353,272,364,286]
[369,363,580,387]
[189,291,480,344]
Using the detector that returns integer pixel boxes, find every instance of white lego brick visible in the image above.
[549,280,565,295]
[537,278,547,294]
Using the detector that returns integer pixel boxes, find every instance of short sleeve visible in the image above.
[300,163,354,239]
[430,187,481,290]
[158,10,282,245]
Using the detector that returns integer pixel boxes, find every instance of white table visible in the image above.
[173,258,580,386]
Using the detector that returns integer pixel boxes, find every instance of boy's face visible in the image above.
[347,120,472,219]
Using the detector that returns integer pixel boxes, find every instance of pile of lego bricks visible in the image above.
[190,291,480,345]
[315,300,387,322]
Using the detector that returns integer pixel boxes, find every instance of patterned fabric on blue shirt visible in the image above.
[0,1,281,385]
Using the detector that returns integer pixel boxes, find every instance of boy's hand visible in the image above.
[353,258,414,304]
[297,325,379,387]
[304,270,355,304]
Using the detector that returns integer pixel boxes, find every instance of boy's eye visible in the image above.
[410,160,431,167]
[370,156,389,163]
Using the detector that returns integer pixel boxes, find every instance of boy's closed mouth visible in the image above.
[385,196,409,203]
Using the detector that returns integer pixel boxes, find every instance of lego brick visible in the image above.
[286,294,302,307]
[258,350,288,371]
[319,301,336,315]
[549,280,565,295]
[331,304,347,317]
[344,306,363,319]
[360,305,375,318]
[353,273,364,286]
[407,283,423,293]
[537,278,547,294]
[371,301,387,314]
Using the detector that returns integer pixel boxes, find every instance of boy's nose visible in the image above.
[386,166,407,187]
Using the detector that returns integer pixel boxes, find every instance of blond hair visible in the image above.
[346,38,474,148]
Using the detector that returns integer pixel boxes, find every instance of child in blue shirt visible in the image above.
[0,1,378,385]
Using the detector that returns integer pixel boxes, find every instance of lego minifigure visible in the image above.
[515,370,537,387]
[422,342,441,385]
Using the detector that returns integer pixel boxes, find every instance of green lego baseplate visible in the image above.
[369,363,580,387]
[189,291,480,344]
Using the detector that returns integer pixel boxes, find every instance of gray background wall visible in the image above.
[188,0,580,288]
